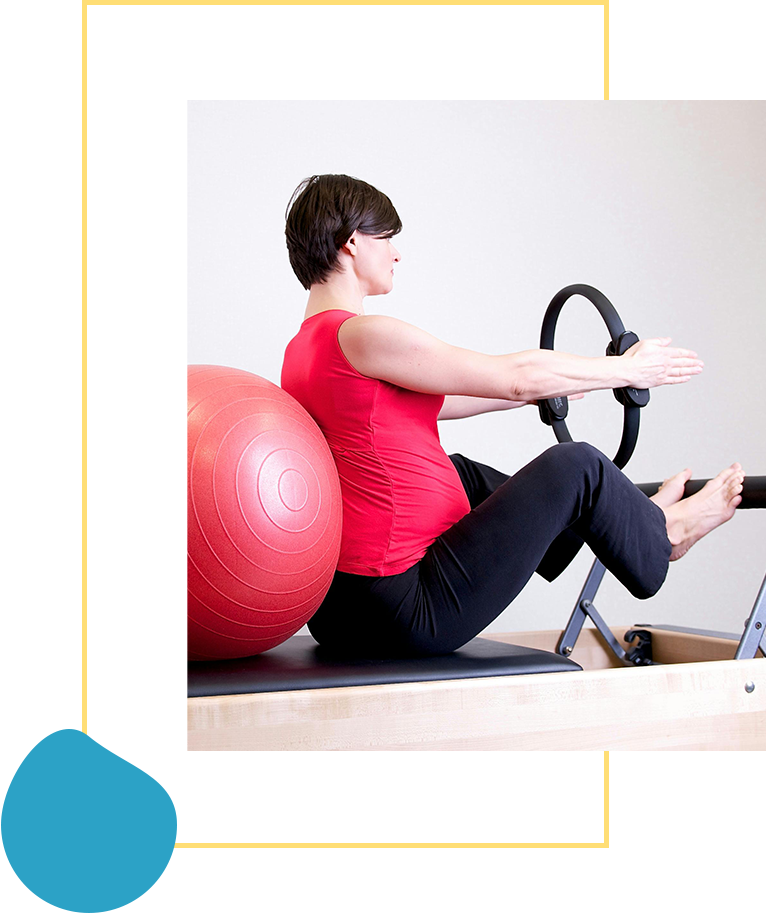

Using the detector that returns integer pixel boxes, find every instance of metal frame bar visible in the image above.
[558,562,766,664]
[556,558,645,665]
[735,573,766,659]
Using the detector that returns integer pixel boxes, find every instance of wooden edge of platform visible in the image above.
[188,632,766,751]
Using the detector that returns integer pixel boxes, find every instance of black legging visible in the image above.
[308,442,672,657]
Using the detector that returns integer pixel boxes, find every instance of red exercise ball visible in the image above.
[187,365,342,661]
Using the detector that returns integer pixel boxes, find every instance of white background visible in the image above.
[189,98,765,637]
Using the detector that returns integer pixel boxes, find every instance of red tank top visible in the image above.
[281,309,471,576]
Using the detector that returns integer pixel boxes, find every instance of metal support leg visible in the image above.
[558,539,766,663]
[557,558,656,665]
[735,573,766,660]
[557,558,606,657]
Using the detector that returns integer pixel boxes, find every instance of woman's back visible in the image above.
[281,308,470,576]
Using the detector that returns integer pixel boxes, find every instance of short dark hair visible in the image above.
[285,174,402,290]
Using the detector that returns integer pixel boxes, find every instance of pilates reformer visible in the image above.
[187,286,765,751]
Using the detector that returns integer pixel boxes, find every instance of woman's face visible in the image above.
[353,232,401,296]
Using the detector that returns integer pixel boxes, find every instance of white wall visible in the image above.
[188,101,766,638]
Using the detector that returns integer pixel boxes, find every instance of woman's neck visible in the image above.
[303,273,366,320]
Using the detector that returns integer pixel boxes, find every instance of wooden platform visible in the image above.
[187,628,765,751]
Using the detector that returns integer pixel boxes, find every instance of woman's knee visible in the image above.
[556,440,605,464]
[537,441,607,480]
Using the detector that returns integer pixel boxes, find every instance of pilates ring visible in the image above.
[537,284,649,470]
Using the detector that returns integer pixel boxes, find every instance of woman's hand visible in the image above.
[620,338,704,389]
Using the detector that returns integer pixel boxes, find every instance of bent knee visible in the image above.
[558,440,604,461]
[541,441,607,473]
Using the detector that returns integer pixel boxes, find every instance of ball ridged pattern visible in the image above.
[188,365,342,660]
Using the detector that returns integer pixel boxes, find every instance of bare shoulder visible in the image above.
[337,315,446,380]
[336,313,508,399]
[338,314,437,350]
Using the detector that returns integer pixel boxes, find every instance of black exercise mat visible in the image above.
[188,635,581,697]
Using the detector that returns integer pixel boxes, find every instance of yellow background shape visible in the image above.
[83,0,763,876]
[175,752,766,913]
[175,844,763,913]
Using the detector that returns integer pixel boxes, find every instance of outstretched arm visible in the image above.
[437,395,530,421]
[437,392,586,420]
[338,316,703,401]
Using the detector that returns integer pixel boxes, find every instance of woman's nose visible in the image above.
[391,245,401,262]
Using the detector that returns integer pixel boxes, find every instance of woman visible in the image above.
[281,174,744,658]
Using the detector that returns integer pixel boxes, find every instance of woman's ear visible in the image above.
[339,231,358,258]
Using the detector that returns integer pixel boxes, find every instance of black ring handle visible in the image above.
[537,284,649,470]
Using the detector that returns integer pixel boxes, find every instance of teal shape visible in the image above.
[2,729,218,913]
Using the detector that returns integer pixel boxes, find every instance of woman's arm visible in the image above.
[437,395,530,420]
[437,392,585,420]
[338,316,703,400]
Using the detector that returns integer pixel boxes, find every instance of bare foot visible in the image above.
[662,463,744,561]
[650,468,693,509]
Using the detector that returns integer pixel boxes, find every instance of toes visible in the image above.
[662,468,693,489]
[711,465,739,487]
[703,473,727,493]
[728,471,745,492]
